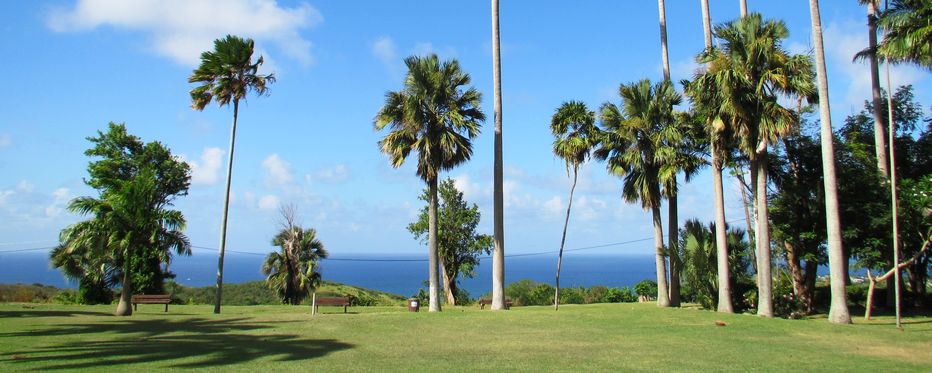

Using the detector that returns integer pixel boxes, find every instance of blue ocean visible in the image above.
[0,251,658,297]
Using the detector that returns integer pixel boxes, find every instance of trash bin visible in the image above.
[407,298,420,312]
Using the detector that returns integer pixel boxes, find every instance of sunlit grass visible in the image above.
[0,302,929,371]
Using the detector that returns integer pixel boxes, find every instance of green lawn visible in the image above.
[0,302,929,372]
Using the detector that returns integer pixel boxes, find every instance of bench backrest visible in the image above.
[132,295,171,300]
[316,297,350,306]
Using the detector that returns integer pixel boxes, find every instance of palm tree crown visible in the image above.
[263,222,329,305]
[189,35,275,110]
[375,54,484,180]
[551,101,598,171]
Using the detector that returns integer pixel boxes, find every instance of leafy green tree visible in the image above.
[549,101,598,310]
[189,35,275,314]
[596,79,682,307]
[408,178,493,305]
[262,206,328,305]
[375,54,484,312]
[53,123,191,314]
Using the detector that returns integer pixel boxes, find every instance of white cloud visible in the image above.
[47,0,323,66]
[261,153,293,187]
[822,19,926,112]
[0,134,10,148]
[45,188,71,217]
[307,164,349,184]
[372,36,397,68]
[0,190,14,205]
[411,42,457,59]
[543,196,563,216]
[183,147,224,186]
[17,180,35,193]
[258,194,280,210]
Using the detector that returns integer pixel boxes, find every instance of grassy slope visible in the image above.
[0,303,929,372]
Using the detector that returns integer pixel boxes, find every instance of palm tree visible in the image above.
[809,0,852,324]
[550,101,598,310]
[694,0,736,313]
[656,0,682,307]
[596,79,682,307]
[375,54,484,312]
[658,0,671,81]
[62,169,189,316]
[491,0,506,311]
[857,0,891,177]
[189,35,274,314]
[263,206,328,305]
[740,0,748,17]
[864,0,932,69]
[701,14,804,317]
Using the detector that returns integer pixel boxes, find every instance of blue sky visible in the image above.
[1,0,928,260]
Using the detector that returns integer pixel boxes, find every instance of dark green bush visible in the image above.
[634,280,658,299]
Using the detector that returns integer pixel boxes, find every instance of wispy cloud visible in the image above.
[183,147,224,186]
[261,153,293,187]
[0,134,11,149]
[47,0,323,67]
[306,164,349,184]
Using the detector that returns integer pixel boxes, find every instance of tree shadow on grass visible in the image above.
[3,317,353,369]
[0,310,113,318]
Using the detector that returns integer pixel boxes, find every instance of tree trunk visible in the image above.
[115,250,133,316]
[214,99,239,314]
[748,162,759,275]
[810,0,851,324]
[712,148,734,313]
[755,147,773,317]
[491,0,506,311]
[652,205,671,307]
[428,176,442,312]
[700,0,713,50]
[866,0,890,178]
[440,258,456,306]
[785,241,814,314]
[554,167,578,310]
[804,259,818,313]
[658,0,670,82]
[668,182,681,307]
[739,0,748,17]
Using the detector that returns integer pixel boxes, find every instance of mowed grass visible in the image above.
[0,302,929,372]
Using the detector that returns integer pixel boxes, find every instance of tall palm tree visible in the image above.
[656,0,683,307]
[857,0,891,177]
[809,0,852,324]
[740,0,748,17]
[189,35,275,315]
[864,0,932,68]
[491,0,506,311]
[702,14,802,317]
[375,54,484,312]
[263,206,329,305]
[596,79,682,307]
[550,101,598,310]
[62,169,189,316]
[693,0,735,313]
[684,72,739,313]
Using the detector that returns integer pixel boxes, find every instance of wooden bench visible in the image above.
[478,299,513,310]
[314,297,350,313]
[131,294,171,312]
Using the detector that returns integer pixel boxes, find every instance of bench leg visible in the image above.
[165,304,168,312]
[133,303,137,312]
[343,305,347,313]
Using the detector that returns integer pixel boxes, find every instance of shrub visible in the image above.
[634,280,658,299]
[606,287,637,303]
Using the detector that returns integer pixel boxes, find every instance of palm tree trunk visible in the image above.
[884,39,902,328]
[214,99,239,315]
[809,0,851,324]
[668,183,681,307]
[658,0,671,81]
[554,167,579,310]
[712,147,734,313]
[701,0,713,49]
[115,249,133,316]
[755,147,773,317]
[491,0,506,311]
[737,167,757,272]
[867,0,890,178]
[739,0,748,17]
[428,176,442,312]
[652,205,671,307]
